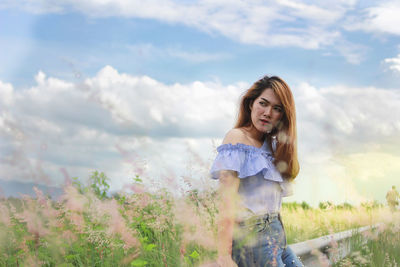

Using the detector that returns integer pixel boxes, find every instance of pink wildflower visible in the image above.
[42,206,60,228]
[19,236,30,253]
[180,244,186,257]
[0,203,11,227]
[128,184,145,194]
[62,185,87,213]
[102,199,139,249]
[17,209,49,237]
[174,201,217,249]
[115,144,146,176]
[22,254,43,266]
[121,250,141,265]
[62,230,77,243]
[69,213,85,232]
[33,186,47,206]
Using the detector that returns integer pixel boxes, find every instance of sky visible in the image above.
[1,0,400,206]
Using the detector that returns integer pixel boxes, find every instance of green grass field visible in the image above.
[0,172,398,266]
[332,221,400,267]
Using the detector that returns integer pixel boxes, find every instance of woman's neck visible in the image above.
[242,125,266,143]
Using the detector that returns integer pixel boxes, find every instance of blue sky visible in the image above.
[1,0,400,206]
[2,3,400,89]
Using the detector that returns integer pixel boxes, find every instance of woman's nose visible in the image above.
[264,106,272,117]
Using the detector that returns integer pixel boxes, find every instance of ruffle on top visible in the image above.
[210,142,293,197]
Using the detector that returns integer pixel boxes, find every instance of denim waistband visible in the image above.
[237,212,280,227]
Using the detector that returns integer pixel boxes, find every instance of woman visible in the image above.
[210,76,303,267]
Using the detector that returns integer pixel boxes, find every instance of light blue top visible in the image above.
[210,139,293,218]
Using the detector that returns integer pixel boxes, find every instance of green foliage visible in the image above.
[131,258,148,266]
[72,171,110,200]
[72,177,87,194]
[334,223,400,266]
[133,175,143,183]
[335,202,354,210]
[89,171,110,200]
[300,201,311,210]
[319,201,334,210]
[189,250,199,259]
[128,189,186,267]
[0,172,397,266]
[361,200,383,211]
[282,201,311,211]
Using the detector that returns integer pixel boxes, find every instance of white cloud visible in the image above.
[294,82,400,152]
[83,65,241,134]
[334,40,368,65]
[1,66,400,205]
[166,48,231,63]
[126,43,231,63]
[344,1,400,36]
[10,0,396,63]
[276,0,345,25]
[2,0,354,50]
[0,80,14,106]
[292,81,400,204]
[0,66,242,189]
[383,54,400,74]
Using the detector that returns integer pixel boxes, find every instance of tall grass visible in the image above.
[0,172,398,266]
[282,201,389,244]
[333,215,400,266]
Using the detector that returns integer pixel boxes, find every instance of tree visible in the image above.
[89,171,110,200]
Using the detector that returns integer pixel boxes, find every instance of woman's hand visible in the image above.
[198,256,237,267]
[217,255,238,267]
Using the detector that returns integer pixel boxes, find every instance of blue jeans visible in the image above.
[232,214,303,267]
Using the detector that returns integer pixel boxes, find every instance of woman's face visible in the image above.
[250,88,284,134]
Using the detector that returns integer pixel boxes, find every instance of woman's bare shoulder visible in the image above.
[222,128,248,145]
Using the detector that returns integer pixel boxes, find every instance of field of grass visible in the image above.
[282,201,394,244]
[0,172,398,266]
[332,219,400,267]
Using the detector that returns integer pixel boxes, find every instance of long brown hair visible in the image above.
[234,75,299,180]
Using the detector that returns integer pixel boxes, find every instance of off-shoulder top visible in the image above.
[210,139,293,219]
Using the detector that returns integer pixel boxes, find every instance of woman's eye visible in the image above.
[259,101,266,106]
[274,107,282,112]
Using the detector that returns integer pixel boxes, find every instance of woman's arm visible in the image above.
[216,170,240,267]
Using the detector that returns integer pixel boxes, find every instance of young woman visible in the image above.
[210,76,303,267]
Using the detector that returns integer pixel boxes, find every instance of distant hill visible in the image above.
[0,179,63,200]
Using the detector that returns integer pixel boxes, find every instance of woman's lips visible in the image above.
[260,119,270,124]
